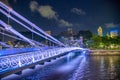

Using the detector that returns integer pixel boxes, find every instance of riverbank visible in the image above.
[88,50,120,56]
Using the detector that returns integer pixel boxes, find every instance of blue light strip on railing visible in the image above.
[0,47,84,74]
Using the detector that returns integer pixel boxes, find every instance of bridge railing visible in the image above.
[0,46,57,56]
[0,47,82,74]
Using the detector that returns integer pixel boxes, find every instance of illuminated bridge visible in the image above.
[0,2,89,78]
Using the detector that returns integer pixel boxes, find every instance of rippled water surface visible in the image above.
[22,55,120,80]
[70,56,120,80]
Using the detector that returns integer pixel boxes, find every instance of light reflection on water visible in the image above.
[69,56,87,80]
[69,56,120,80]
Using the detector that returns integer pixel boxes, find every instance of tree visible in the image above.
[77,30,92,40]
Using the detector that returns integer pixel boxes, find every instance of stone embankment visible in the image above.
[88,50,120,56]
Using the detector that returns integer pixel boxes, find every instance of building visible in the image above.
[78,36,83,48]
[67,28,73,34]
[98,26,103,36]
[45,31,51,45]
[110,30,118,38]
[45,31,51,35]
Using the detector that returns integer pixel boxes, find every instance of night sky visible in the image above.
[1,0,120,35]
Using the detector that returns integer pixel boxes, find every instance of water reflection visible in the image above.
[69,56,87,80]
[69,56,120,80]
[67,52,75,63]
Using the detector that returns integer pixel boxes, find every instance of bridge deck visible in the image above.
[0,47,86,78]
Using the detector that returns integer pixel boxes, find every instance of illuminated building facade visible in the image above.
[98,26,103,36]
[67,28,73,34]
[110,30,118,38]
[45,31,51,35]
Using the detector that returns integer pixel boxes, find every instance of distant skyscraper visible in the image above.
[67,28,73,34]
[78,36,83,48]
[45,31,51,45]
[98,26,103,36]
[110,30,118,38]
[45,31,51,35]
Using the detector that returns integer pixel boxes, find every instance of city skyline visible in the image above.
[0,0,120,35]
[0,1,120,80]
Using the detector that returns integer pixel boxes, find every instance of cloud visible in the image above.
[30,1,38,12]
[29,1,58,19]
[1,0,10,6]
[14,0,17,3]
[29,1,73,27]
[38,5,58,19]
[105,23,117,28]
[71,8,86,15]
[58,19,73,27]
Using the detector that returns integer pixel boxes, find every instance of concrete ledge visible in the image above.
[89,50,120,56]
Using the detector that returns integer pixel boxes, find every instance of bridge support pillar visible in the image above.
[52,57,56,60]
[15,71,22,75]
[29,66,35,69]
[39,62,44,65]
[47,59,51,62]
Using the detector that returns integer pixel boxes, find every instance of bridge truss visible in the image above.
[0,1,88,78]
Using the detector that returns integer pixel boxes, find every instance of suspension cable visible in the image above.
[0,1,65,46]
[0,8,62,46]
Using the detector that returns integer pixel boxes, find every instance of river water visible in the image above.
[2,52,120,80]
